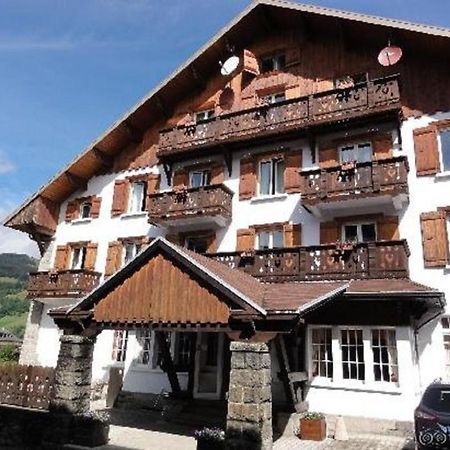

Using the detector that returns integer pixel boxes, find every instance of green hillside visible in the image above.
[0,254,38,338]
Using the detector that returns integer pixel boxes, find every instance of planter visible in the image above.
[196,439,225,450]
[299,417,326,441]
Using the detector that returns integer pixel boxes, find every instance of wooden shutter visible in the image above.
[242,49,260,77]
[420,211,449,268]
[211,163,224,185]
[84,243,98,271]
[90,197,102,219]
[320,221,340,244]
[65,200,79,222]
[284,150,303,193]
[414,126,440,176]
[147,174,161,194]
[283,223,302,247]
[111,180,130,216]
[105,241,122,276]
[239,157,256,200]
[373,133,393,160]
[378,216,400,241]
[319,146,338,169]
[54,245,70,271]
[173,169,189,188]
[236,228,255,251]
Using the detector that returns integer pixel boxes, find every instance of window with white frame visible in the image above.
[260,92,286,105]
[371,329,399,383]
[174,333,191,372]
[112,330,128,363]
[311,328,333,378]
[259,157,284,196]
[80,201,92,219]
[256,229,284,250]
[261,54,286,73]
[343,223,376,243]
[129,181,146,214]
[439,128,450,172]
[123,241,142,266]
[340,142,372,164]
[442,317,450,380]
[71,246,87,270]
[341,329,365,381]
[190,170,210,188]
[195,109,215,123]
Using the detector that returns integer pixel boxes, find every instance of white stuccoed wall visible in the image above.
[30,113,450,418]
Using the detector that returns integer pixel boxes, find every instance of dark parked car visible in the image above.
[415,383,450,449]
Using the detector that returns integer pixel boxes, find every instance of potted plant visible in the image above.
[299,412,326,441]
[194,427,225,450]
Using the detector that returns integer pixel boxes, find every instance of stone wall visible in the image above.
[226,341,273,450]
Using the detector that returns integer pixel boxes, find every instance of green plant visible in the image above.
[0,344,19,363]
[301,411,325,420]
[194,427,225,441]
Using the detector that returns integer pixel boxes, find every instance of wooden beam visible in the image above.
[274,335,296,411]
[65,171,88,191]
[191,65,206,90]
[155,95,170,119]
[157,331,181,396]
[259,7,276,33]
[92,147,113,168]
[186,333,197,398]
[122,120,142,144]
[297,12,313,42]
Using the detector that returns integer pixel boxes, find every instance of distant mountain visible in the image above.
[0,254,38,338]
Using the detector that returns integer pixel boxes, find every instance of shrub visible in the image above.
[301,412,325,420]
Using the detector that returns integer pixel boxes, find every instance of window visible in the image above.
[195,109,215,123]
[123,242,142,265]
[343,223,376,243]
[259,158,284,196]
[261,92,286,105]
[112,330,128,363]
[137,330,152,365]
[190,170,210,188]
[371,329,398,383]
[261,54,286,73]
[442,317,450,379]
[311,328,333,378]
[174,333,191,372]
[71,246,87,270]
[185,236,209,254]
[341,329,365,381]
[439,128,450,172]
[129,181,146,214]
[80,202,92,219]
[340,142,372,164]
[257,229,283,250]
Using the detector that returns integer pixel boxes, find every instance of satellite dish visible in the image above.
[220,56,240,76]
[378,45,403,67]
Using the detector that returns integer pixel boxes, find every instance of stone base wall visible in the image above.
[226,341,273,450]
[19,301,44,366]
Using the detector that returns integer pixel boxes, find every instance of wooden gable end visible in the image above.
[93,253,231,325]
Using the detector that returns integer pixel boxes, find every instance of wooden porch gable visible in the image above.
[93,253,231,325]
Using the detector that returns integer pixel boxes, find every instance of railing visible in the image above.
[209,240,409,282]
[159,74,401,156]
[301,156,409,204]
[148,184,233,223]
[27,270,101,298]
[0,365,55,410]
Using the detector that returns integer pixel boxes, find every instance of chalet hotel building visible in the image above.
[5,0,450,438]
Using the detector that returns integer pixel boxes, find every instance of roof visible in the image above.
[5,0,450,229]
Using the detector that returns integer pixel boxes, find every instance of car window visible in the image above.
[422,388,450,413]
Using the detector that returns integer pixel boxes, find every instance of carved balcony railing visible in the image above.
[158,74,401,157]
[208,240,409,282]
[148,184,233,225]
[27,270,101,299]
[301,156,409,205]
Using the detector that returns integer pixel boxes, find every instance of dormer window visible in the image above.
[190,170,210,188]
[340,142,372,164]
[80,201,92,219]
[261,92,286,105]
[71,246,87,270]
[261,54,286,73]
[129,181,146,213]
[195,109,215,123]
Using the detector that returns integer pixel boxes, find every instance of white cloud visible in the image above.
[0,152,15,174]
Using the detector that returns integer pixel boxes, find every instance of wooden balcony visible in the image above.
[301,156,409,210]
[208,240,409,282]
[27,270,101,299]
[158,74,401,158]
[148,184,233,228]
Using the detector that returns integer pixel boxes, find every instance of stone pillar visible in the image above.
[19,301,43,365]
[226,341,273,450]
[50,334,95,415]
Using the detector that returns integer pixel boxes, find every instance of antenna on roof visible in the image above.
[378,41,403,66]
[219,55,240,76]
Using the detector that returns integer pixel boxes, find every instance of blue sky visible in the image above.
[0,0,449,256]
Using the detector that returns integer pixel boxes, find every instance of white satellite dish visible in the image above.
[220,55,240,76]
[378,45,403,67]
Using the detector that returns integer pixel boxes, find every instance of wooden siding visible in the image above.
[93,254,231,325]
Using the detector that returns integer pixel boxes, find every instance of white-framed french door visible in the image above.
[193,332,224,399]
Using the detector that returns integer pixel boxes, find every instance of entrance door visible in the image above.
[193,332,224,399]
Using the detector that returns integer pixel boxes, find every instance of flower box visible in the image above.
[299,412,326,441]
